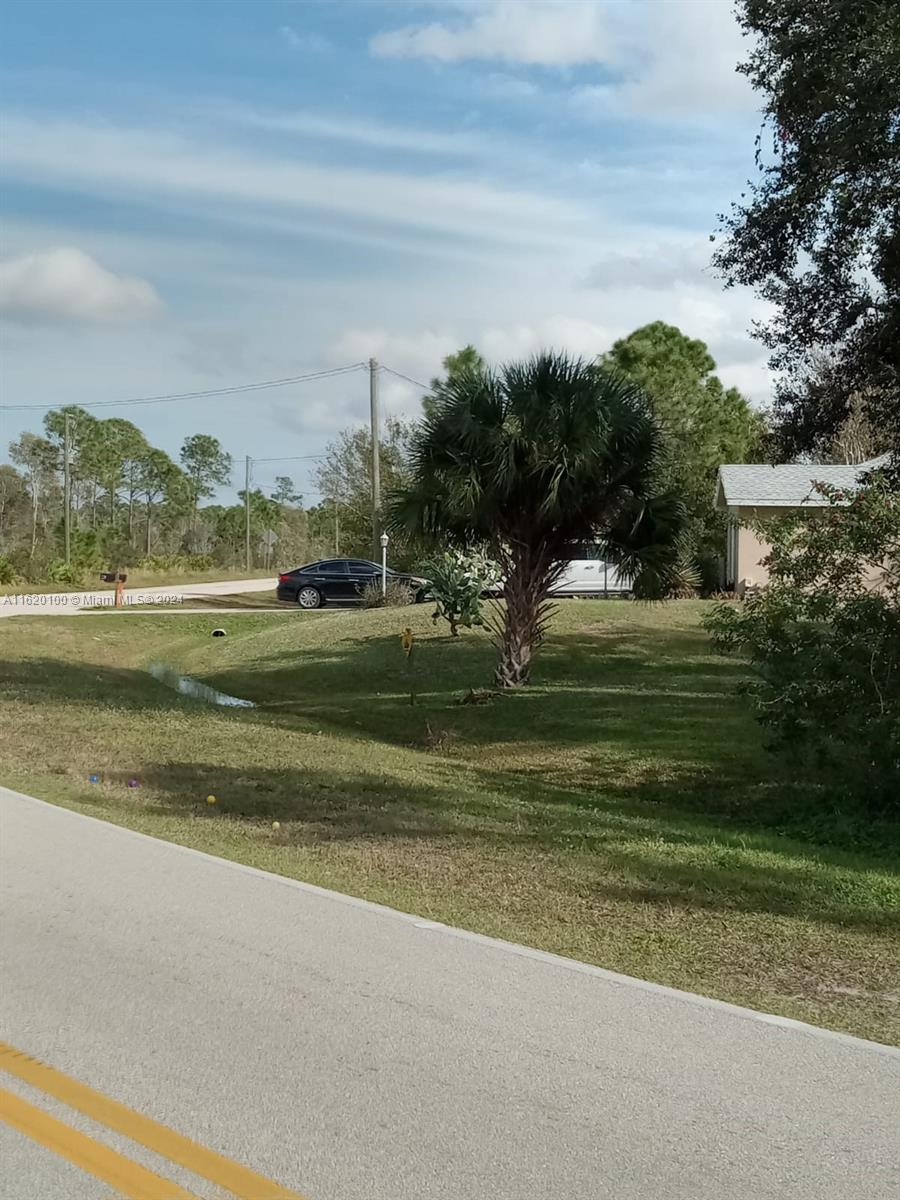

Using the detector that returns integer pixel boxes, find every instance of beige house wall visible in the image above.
[733,506,783,590]
[727,505,887,593]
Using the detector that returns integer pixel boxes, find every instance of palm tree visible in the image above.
[390,352,685,688]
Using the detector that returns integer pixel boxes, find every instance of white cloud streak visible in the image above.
[0,114,589,254]
[219,105,491,158]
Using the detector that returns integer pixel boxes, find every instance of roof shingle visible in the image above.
[716,456,888,508]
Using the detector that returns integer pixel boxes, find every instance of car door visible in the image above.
[552,543,598,594]
[348,560,379,601]
[310,559,352,601]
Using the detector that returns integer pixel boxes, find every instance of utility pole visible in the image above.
[369,357,381,560]
[63,412,72,566]
[334,502,340,556]
[244,455,251,573]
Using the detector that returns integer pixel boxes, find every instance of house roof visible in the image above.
[715,456,888,509]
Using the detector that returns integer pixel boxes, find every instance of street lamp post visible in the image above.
[380,531,389,596]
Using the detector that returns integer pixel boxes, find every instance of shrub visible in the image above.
[421,548,501,636]
[46,560,87,588]
[704,472,900,808]
[0,555,18,586]
[665,554,702,599]
[136,553,214,574]
[360,578,414,608]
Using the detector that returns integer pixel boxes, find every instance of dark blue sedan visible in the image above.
[277,558,428,608]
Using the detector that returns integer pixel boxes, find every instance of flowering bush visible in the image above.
[705,472,899,808]
[421,548,501,637]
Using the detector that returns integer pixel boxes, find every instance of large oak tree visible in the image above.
[714,0,900,461]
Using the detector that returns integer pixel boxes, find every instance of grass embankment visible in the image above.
[0,568,273,596]
[87,590,287,611]
[1,601,897,1043]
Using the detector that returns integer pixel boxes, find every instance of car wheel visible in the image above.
[297,586,323,610]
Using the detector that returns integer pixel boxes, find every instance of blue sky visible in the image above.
[0,0,769,503]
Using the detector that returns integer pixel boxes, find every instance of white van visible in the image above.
[550,542,629,597]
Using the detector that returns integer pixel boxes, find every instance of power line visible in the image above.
[380,365,438,394]
[1,363,367,413]
[250,454,324,464]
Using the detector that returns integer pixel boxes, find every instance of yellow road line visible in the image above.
[0,1087,199,1200]
[0,1042,307,1199]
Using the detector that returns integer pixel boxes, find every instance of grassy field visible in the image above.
[1,600,898,1044]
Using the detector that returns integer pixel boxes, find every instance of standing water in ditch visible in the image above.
[148,662,255,708]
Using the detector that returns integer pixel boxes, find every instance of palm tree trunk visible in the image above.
[145,502,152,554]
[493,545,556,688]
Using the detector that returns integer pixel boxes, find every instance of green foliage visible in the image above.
[715,0,900,460]
[47,529,105,586]
[391,351,685,686]
[180,434,233,504]
[274,508,322,570]
[271,475,302,506]
[705,473,900,806]
[0,554,18,585]
[360,577,414,608]
[46,561,86,588]
[422,547,500,636]
[314,416,421,566]
[665,555,703,600]
[601,321,767,591]
[137,553,214,574]
[423,345,487,419]
[80,417,148,525]
[7,403,261,574]
[0,464,29,551]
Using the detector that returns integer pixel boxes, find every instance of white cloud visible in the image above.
[583,240,719,291]
[615,2,755,120]
[481,316,613,363]
[327,300,772,420]
[279,26,331,54]
[371,0,612,66]
[0,247,161,323]
[371,0,757,123]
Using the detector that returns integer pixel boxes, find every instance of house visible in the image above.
[714,456,888,593]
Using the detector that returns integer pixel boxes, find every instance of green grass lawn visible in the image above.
[1,600,898,1044]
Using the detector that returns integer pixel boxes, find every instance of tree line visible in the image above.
[0,407,332,585]
[1,315,886,590]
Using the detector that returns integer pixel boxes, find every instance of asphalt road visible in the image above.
[0,577,277,619]
[2,788,898,1200]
